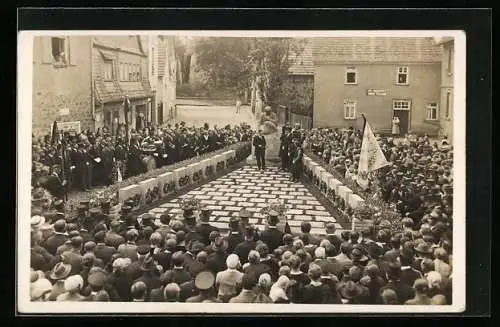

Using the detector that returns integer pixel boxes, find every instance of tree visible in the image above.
[246,38,306,109]
[194,37,251,94]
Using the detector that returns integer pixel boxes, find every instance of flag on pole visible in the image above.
[356,115,390,190]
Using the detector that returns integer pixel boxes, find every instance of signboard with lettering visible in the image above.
[59,108,70,116]
[367,89,387,96]
[58,121,81,133]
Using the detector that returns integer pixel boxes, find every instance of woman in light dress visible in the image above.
[391,116,400,136]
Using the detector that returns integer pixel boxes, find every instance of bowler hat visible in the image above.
[194,271,215,290]
[87,267,108,288]
[89,208,101,216]
[268,210,279,217]
[140,255,156,272]
[338,281,364,300]
[125,200,135,207]
[31,215,46,229]
[80,200,90,207]
[50,262,72,281]
[141,213,154,221]
[121,205,132,214]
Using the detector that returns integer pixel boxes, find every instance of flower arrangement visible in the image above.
[180,196,201,211]
[260,199,289,217]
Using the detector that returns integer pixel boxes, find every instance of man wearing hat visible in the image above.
[60,236,84,275]
[186,271,221,303]
[260,210,284,253]
[94,231,116,265]
[133,255,162,300]
[53,199,65,220]
[290,138,304,183]
[376,261,415,304]
[237,208,259,242]
[85,267,111,301]
[226,216,244,254]
[234,226,258,265]
[47,262,72,301]
[195,206,219,246]
[41,220,68,256]
[155,213,172,239]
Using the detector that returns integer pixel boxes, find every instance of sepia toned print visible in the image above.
[18,30,466,313]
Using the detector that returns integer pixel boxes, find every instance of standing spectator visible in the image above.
[215,254,243,303]
[229,273,257,303]
[56,274,86,301]
[405,278,432,305]
[253,130,266,171]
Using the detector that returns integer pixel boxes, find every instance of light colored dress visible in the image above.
[392,117,400,135]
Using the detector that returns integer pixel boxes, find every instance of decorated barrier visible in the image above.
[119,149,239,211]
[303,154,367,231]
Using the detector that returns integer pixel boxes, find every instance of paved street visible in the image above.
[148,165,346,236]
[174,104,257,130]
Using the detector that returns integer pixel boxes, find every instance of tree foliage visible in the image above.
[282,78,314,116]
[193,37,306,104]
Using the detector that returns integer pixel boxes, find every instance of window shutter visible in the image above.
[41,37,53,64]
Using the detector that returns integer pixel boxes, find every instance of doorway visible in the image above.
[392,100,411,136]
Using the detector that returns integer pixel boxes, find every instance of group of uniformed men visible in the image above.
[278,123,306,182]
[32,123,253,196]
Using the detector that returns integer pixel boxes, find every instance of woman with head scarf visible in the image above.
[269,275,290,303]
[56,274,86,301]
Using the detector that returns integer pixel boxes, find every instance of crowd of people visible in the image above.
[32,122,254,198]
[29,119,453,305]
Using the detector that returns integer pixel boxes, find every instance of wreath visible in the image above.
[180,197,201,211]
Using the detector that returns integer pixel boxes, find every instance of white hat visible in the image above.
[314,247,326,259]
[31,215,46,229]
[30,278,53,300]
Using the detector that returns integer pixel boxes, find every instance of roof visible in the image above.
[312,37,443,64]
[288,42,314,75]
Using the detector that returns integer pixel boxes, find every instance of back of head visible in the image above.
[131,281,147,300]
[325,244,337,257]
[242,273,257,290]
[248,250,260,264]
[308,264,322,281]
[172,251,184,267]
[381,289,398,304]
[70,236,84,249]
[256,243,269,258]
[350,231,360,243]
[196,251,208,263]
[164,283,181,302]
[53,219,66,233]
[300,222,312,234]
[288,255,301,270]
[430,294,447,305]
[166,238,177,251]
[340,242,353,255]
[325,222,336,234]
[226,254,240,269]
[314,246,326,259]
[94,230,106,243]
[413,278,430,294]
[283,234,293,245]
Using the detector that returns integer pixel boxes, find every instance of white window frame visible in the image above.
[343,100,357,120]
[447,46,453,75]
[393,99,411,111]
[426,102,439,121]
[396,66,409,85]
[103,60,114,81]
[344,67,358,85]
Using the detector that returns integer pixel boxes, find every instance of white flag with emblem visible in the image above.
[356,120,390,190]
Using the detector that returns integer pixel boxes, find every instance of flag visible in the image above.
[51,121,59,145]
[356,116,390,190]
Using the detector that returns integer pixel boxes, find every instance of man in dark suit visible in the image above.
[234,226,258,265]
[324,222,342,256]
[93,230,116,265]
[253,130,266,171]
[226,217,244,254]
[164,252,193,285]
[154,238,177,272]
[291,138,304,182]
[105,220,126,249]
[260,211,284,253]
[195,207,220,246]
[42,220,68,256]
[279,125,291,171]
[377,261,415,304]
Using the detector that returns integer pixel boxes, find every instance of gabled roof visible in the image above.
[93,36,146,57]
[288,42,314,75]
[312,37,443,64]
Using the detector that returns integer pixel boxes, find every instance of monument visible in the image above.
[258,105,281,163]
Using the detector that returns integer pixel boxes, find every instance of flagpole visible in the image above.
[361,113,367,134]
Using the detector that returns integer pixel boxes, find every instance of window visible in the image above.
[445,90,451,118]
[119,63,123,80]
[396,66,409,85]
[128,64,134,81]
[344,100,357,120]
[426,102,439,120]
[103,60,114,80]
[393,100,411,110]
[345,67,357,84]
[51,37,67,65]
[137,65,141,81]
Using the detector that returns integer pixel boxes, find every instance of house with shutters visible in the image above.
[145,35,177,125]
[32,35,154,135]
[311,37,446,136]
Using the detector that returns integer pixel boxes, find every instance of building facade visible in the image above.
[147,35,177,125]
[434,37,454,141]
[32,35,154,136]
[92,36,153,133]
[312,37,445,136]
[32,36,93,136]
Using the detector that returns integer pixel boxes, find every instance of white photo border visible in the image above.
[17,29,466,314]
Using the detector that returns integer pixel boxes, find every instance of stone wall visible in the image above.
[32,36,94,136]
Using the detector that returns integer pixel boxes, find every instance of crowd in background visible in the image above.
[32,122,254,198]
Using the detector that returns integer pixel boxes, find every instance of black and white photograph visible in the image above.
[17,30,466,314]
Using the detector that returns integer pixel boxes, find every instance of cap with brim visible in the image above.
[268,210,279,217]
[195,271,215,290]
[141,213,154,221]
[89,208,101,216]
[121,205,132,213]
